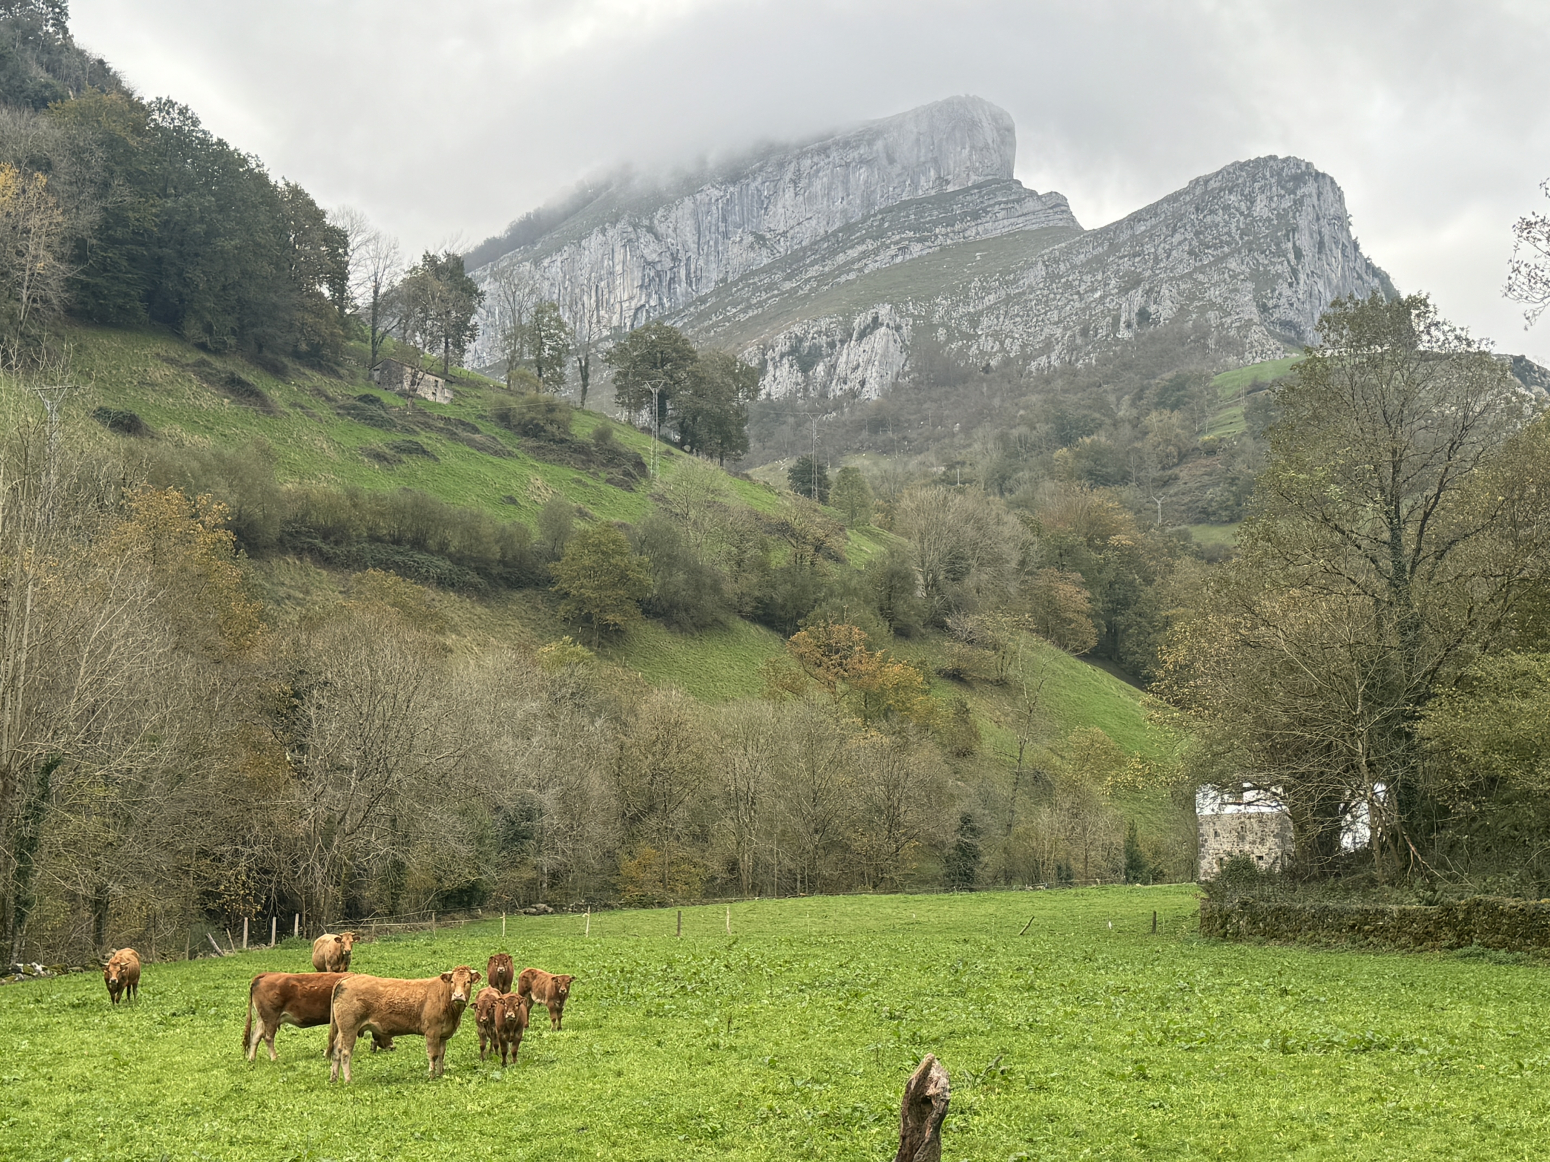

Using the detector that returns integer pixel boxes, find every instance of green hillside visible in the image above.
[64,324,777,525]
[40,321,1161,751]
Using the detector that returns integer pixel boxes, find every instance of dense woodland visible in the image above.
[3,4,1550,963]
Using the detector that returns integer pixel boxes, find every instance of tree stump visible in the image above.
[893,1054,950,1162]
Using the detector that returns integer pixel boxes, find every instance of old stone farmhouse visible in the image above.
[371,359,452,404]
[1196,784,1294,880]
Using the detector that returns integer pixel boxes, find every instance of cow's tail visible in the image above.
[243,980,258,1057]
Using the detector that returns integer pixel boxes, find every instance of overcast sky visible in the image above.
[70,0,1550,363]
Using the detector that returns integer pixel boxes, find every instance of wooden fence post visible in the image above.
[293,914,299,939]
[243,918,249,950]
[1152,910,1158,935]
[271,916,277,947]
[585,909,591,937]
[502,912,506,938]
[677,909,682,938]
[431,912,436,937]
[893,1054,950,1162]
[725,906,731,936]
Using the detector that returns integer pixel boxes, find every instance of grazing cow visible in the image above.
[474,986,530,1066]
[311,931,359,972]
[486,952,514,994]
[242,972,393,1062]
[328,966,481,1083]
[103,948,140,1005]
[516,967,574,1031]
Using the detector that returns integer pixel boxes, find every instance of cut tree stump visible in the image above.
[893,1054,950,1162]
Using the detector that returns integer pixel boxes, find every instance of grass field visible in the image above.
[2,887,1545,1161]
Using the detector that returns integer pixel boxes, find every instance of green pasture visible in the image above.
[1,888,1546,1161]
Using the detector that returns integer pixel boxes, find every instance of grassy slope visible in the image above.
[63,323,778,525]
[35,322,1163,743]
[3,887,1546,1161]
[1184,355,1302,544]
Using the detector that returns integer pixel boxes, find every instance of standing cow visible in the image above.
[311,931,359,972]
[103,948,141,1005]
[328,966,481,1083]
[486,952,514,994]
[243,972,393,1062]
[474,986,530,1065]
[516,967,574,1030]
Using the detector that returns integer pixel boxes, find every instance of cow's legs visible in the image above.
[331,1027,357,1083]
[426,1034,444,1078]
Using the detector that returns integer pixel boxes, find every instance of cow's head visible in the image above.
[552,974,574,1001]
[334,931,358,966]
[498,993,527,1032]
[441,965,481,1005]
[103,957,121,987]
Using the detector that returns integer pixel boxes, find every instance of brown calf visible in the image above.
[311,931,359,972]
[474,986,530,1066]
[486,952,515,994]
[516,967,574,1030]
[242,972,393,1062]
[328,966,481,1083]
[104,948,140,1005]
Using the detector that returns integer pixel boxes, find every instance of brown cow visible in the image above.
[311,931,359,972]
[516,967,574,1030]
[103,948,140,1005]
[486,952,514,994]
[474,986,529,1066]
[328,966,481,1083]
[242,972,393,1062]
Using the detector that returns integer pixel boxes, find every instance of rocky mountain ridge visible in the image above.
[468,97,1396,400]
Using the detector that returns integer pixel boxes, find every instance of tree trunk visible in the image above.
[893,1054,950,1162]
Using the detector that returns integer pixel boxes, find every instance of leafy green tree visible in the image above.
[552,524,652,646]
[606,321,698,433]
[278,181,348,364]
[1159,293,1544,878]
[787,455,829,503]
[397,250,482,376]
[943,813,982,889]
[830,466,873,526]
[675,350,760,463]
[529,299,571,391]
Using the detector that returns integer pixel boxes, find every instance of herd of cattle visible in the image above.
[100,930,575,1083]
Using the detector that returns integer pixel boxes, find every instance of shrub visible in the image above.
[492,394,573,442]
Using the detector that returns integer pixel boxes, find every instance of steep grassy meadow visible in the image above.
[27,322,1165,749]
[1,888,1546,1161]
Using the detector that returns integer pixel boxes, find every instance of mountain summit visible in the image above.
[469,98,1393,396]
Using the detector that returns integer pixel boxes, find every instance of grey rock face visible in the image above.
[470,99,1393,402]
[718,156,1393,399]
[470,95,1019,359]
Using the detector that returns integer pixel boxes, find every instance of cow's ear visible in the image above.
[333,935,343,944]
[471,971,482,982]
[441,972,453,982]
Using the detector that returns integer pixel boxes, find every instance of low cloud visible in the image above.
[71,0,1550,360]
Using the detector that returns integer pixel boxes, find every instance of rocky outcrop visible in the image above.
[469,98,1395,402]
[470,95,1022,360]
[731,155,1396,398]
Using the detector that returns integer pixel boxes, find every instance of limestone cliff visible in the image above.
[716,155,1396,399]
[468,98,1394,401]
[469,95,1024,359]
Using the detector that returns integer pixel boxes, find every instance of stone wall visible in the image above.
[1197,809,1294,881]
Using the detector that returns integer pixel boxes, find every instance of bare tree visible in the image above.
[564,282,605,408]
[1507,178,1550,328]
[711,701,782,897]
[281,607,464,924]
[487,262,540,390]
